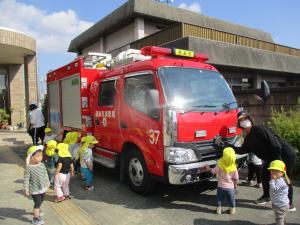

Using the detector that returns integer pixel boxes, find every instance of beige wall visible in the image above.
[0,28,37,126]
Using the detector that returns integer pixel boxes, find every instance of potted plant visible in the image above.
[0,108,9,129]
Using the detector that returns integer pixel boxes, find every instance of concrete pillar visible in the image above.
[99,37,105,52]
[8,64,26,126]
[25,55,38,105]
[134,18,145,40]
[254,74,263,88]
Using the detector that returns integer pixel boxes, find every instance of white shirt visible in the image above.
[30,108,45,128]
[43,134,57,144]
[80,148,93,168]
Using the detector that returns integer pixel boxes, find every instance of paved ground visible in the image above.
[0,139,299,225]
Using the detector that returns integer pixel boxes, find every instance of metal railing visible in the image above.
[130,23,300,57]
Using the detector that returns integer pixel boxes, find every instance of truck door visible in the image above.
[120,72,163,176]
[94,77,120,153]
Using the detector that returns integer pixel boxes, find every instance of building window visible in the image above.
[0,69,9,110]
[226,77,253,90]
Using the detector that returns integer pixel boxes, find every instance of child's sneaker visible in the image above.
[55,196,65,202]
[216,206,222,214]
[85,185,94,191]
[230,207,236,215]
[32,217,45,225]
[255,183,262,188]
[64,195,71,200]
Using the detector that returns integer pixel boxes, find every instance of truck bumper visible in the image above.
[168,154,247,185]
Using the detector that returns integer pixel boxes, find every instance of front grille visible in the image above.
[193,136,236,161]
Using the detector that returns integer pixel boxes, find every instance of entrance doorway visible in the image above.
[0,69,9,111]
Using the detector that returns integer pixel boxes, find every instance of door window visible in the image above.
[98,80,116,106]
[124,74,158,119]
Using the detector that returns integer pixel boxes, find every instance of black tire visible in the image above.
[125,148,155,195]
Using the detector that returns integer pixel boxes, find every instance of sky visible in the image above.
[0,0,300,95]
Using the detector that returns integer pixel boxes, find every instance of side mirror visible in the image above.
[261,80,270,103]
[145,89,160,120]
[254,80,270,104]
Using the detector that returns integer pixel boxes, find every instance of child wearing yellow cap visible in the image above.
[205,147,239,215]
[54,143,74,202]
[63,132,81,174]
[79,135,98,191]
[24,145,49,225]
[45,140,57,187]
[43,127,58,145]
[268,160,290,225]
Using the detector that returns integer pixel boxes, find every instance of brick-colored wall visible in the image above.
[25,55,38,104]
[8,64,26,125]
[234,87,300,125]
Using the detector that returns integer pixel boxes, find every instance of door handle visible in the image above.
[120,121,128,129]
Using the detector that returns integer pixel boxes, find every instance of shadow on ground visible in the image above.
[0,208,31,223]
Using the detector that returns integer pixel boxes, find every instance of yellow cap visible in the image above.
[45,127,52,133]
[217,147,237,173]
[57,143,71,158]
[27,145,44,156]
[268,160,290,184]
[46,140,57,156]
[268,160,286,172]
[81,135,98,144]
[63,132,79,144]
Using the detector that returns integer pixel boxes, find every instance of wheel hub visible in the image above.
[129,157,144,186]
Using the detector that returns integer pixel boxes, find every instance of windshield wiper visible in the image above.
[222,101,237,109]
[181,105,217,115]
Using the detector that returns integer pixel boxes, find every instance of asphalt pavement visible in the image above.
[1,141,299,225]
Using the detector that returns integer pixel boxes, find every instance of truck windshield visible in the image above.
[158,67,238,111]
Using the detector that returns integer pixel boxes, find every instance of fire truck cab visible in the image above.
[47,46,247,194]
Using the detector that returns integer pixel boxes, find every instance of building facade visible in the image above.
[0,27,38,126]
[68,0,300,90]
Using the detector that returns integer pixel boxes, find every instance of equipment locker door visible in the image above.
[94,77,121,152]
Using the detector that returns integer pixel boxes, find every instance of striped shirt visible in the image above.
[269,177,289,208]
[24,163,49,194]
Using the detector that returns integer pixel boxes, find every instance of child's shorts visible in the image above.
[32,193,45,208]
[81,167,93,186]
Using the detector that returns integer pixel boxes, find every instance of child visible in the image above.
[24,145,50,225]
[79,135,98,190]
[43,128,57,145]
[247,153,262,187]
[205,147,239,215]
[64,132,80,174]
[45,140,57,187]
[268,160,290,225]
[54,143,74,202]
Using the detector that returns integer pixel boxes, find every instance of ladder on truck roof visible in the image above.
[83,49,151,69]
[83,52,112,68]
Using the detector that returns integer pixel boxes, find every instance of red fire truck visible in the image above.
[47,46,249,194]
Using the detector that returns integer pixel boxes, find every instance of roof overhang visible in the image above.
[162,36,300,75]
[0,44,35,64]
[68,0,274,53]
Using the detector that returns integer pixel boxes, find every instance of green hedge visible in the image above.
[268,104,300,176]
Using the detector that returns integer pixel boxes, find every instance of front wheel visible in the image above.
[125,149,155,195]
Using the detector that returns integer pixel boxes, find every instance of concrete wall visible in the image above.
[81,40,102,56]
[234,87,300,125]
[144,22,160,36]
[105,23,135,53]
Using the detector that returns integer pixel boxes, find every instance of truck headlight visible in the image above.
[165,147,198,164]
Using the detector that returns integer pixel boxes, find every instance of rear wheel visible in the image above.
[125,149,155,195]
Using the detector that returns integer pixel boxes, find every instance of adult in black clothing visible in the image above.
[217,111,296,211]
